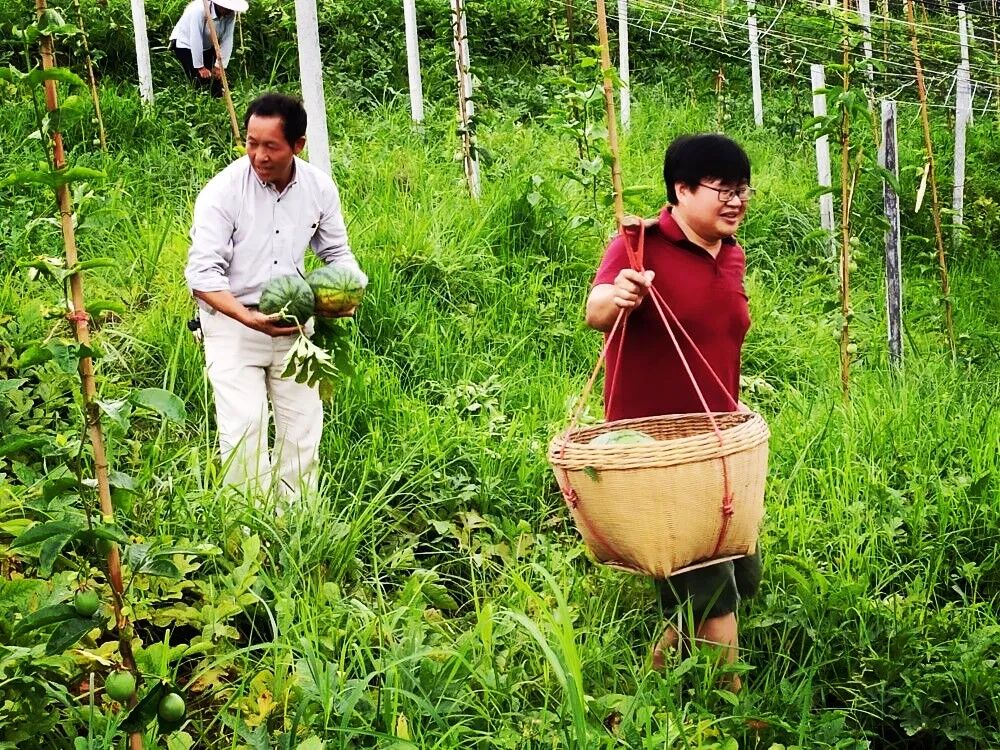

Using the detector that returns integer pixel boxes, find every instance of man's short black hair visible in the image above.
[244,93,307,146]
[663,134,751,204]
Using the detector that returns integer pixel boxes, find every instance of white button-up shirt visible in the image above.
[185,156,365,306]
[169,0,236,69]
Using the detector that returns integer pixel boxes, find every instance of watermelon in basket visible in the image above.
[548,412,770,579]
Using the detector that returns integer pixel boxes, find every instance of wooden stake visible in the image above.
[72,0,106,151]
[595,0,625,223]
[201,0,242,148]
[839,0,852,402]
[881,100,903,367]
[35,3,141,748]
[450,0,480,199]
[904,0,955,353]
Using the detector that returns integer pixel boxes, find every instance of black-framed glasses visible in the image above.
[698,183,756,202]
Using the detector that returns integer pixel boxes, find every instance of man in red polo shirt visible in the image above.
[586,133,760,685]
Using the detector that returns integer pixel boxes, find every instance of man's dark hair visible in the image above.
[243,93,307,146]
[662,134,751,204]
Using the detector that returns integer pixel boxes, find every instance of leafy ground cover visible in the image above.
[3,67,1000,748]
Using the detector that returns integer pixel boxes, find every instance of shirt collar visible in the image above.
[248,157,300,195]
[657,206,737,254]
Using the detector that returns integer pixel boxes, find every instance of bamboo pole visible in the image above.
[450,0,480,199]
[72,0,106,151]
[34,3,142,748]
[595,0,625,224]
[201,0,242,147]
[839,0,852,401]
[904,0,955,353]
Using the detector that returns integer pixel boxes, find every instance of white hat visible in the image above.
[214,0,248,11]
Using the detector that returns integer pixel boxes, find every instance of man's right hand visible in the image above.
[612,268,656,310]
[197,67,212,79]
[241,310,300,337]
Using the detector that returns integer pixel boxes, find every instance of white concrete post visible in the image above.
[294,0,331,175]
[748,0,763,127]
[130,0,153,103]
[403,0,424,123]
[953,65,971,244]
[959,4,974,121]
[811,64,835,246]
[858,0,874,81]
[880,100,903,367]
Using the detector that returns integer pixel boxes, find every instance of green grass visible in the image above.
[3,78,1000,749]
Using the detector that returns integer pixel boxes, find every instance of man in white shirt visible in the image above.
[169,0,246,98]
[185,92,366,501]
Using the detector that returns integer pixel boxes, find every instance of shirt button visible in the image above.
[275,230,279,234]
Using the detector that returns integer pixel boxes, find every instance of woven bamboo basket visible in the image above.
[548,411,769,579]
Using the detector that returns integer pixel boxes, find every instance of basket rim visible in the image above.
[548,411,770,470]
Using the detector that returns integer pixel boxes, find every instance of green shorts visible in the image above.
[655,550,762,621]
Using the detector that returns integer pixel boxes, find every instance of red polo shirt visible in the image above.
[593,207,750,421]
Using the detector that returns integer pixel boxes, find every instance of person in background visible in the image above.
[585,133,761,689]
[184,93,366,504]
[169,0,247,98]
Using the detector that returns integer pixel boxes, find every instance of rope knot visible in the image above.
[721,494,735,517]
[66,310,90,324]
[564,488,580,509]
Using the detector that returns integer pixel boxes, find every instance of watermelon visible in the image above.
[307,265,366,317]
[259,274,315,325]
[589,429,656,446]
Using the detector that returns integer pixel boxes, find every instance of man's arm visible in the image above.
[219,16,234,68]
[185,6,206,69]
[585,269,655,332]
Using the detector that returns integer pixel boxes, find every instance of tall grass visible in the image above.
[3,80,1000,748]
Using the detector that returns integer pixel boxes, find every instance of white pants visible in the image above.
[201,309,322,500]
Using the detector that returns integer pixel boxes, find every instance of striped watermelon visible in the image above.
[259,274,315,325]
[307,265,366,317]
[589,429,656,446]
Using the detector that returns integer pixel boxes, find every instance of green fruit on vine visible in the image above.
[846,343,859,354]
[158,692,186,722]
[74,589,100,617]
[105,670,136,702]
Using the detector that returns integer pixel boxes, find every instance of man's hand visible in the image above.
[197,67,212,79]
[211,64,223,79]
[241,310,300,337]
[612,268,656,310]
